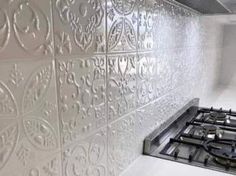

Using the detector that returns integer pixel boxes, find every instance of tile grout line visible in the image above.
[105,0,110,174]
[49,0,64,175]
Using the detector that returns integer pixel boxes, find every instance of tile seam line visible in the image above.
[50,1,64,176]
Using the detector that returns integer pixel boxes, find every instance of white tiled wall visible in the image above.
[0,0,223,176]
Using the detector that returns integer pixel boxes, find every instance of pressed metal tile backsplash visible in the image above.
[0,0,223,176]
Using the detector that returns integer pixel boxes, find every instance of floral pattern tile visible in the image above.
[135,101,159,154]
[138,0,155,51]
[107,53,136,122]
[108,112,137,176]
[107,0,138,53]
[2,150,62,176]
[155,51,173,98]
[0,0,53,60]
[62,128,107,176]
[0,60,60,175]
[136,52,156,107]
[53,0,106,56]
[56,56,106,146]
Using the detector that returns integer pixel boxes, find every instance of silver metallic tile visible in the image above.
[107,0,138,53]
[0,60,60,174]
[56,56,106,146]
[137,0,155,51]
[108,112,137,176]
[62,128,107,176]
[53,0,106,56]
[135,101,160,154]
[155,51,173,98]
[0,0,53,60]
[2,149,62,176]
[107,53,136,122]
[136,52,156,107]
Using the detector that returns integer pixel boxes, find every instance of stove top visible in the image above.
[144,99,236,175]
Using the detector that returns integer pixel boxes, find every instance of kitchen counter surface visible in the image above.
[121,155,234,176]
[201,85,236,109]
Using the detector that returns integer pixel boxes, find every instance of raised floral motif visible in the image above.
[137,54,156,106]
[108,17,137,52]
[8,64,24,88]
[138,1,154,50]
[111,0,136,15]
[42,157,60,176]
[0,81,17,117]
[63,130,106,176]
[0,9,10,53]
[0,124,18,170]
[24,155,61,176]
[16,144,30,166]
[55,32,72,55]
[108,54,136,121]
[57,57,106,144]
[55,0,104,51]
[23,119,57,150]
[0,62,57,172]
[23,64,52,113]
[12,0,52,55]
[107,0,137,52]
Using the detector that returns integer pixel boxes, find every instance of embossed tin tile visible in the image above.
[108,112,137,176]
[62,128,107,176]
[56,56,106,146]
[137,0,155,51]
[107,53,136,122]
[136,52,156,107]
[153,0,198,50]
[53,0,106,57]
[153,85,192,124]
[0,0,53,60]
[155,51,173,98]
[1,148,62,176]
[0,60,60,175]
[184,16,202,48]
[153,0,176,50]
[135,101,160,154]
[171,48,197,90]
[107,0,138,53]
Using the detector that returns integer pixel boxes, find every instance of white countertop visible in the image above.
[121,156,234,176]
[201,85,236,109]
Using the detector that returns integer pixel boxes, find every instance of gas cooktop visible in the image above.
[144,99,236,175]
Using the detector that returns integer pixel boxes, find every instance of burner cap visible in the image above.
[210,112,226,120]
[202,125,217,134]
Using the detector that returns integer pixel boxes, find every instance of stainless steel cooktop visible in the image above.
[144,99,236,175]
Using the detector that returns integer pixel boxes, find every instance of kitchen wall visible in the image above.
[218,24,236,86]
[0,0,224,176]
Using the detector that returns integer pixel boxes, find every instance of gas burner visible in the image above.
[203,139,236,168]
[202,125,223,139]
[202,125,221,139]
[206,112,231,123]
[209,112,227,121]
[210,112,226,119]
[202,125,217,134]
